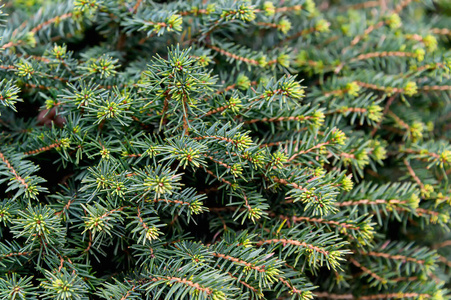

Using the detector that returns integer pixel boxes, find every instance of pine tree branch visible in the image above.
[29,13,73,34]
[0,150,28,189]
[227,272,263,296]
[335,51,418,73]
[212,252,267,273]
[201,166,233,186]
[371,95,396,136]
[244,115,315,125]
[315,292,432,299]
[205,44,260,66]
[437,255,451,268]
[143,276,214,295]
[273,213,361,231]
[132,0,143,13]
[349,257,386,283]
[431,28,451,36]
[359,251,425,264]
[403,159,424,189]
[278,276,305,296]
[336,199,407,207]
[257,239,329,256]
[432,240,451,249]
[24,142,62,156]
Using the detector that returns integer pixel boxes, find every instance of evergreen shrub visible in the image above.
[0,0,451,299]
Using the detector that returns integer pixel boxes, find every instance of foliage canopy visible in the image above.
[1,0,451,299]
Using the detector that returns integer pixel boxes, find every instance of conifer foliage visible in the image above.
[1,0,451,299]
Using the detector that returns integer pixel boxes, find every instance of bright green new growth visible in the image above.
[0,0,451,299]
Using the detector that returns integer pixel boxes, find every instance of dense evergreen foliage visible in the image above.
[1,0,451,299]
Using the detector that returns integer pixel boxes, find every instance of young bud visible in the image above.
[24,32,37,48]
[367,104,383,122]
[277,18,292,35]
[74,0,101,14]
[167,14,183,32]
[415,48,425,62]
[304,0,316,14]
[50,44,67,59]
[420,184,434,198]
[369,140,387,161]
[439,150,451,166]
[263,1,275,16]
[341,175,354,191]
[315,19,330,33]
[346,81,360,97]
[258,55,268,67]
[404,81,418,96]
[230,163,243,177]
[423,35,438,52]
[312,111,325,127]
[16,61,34,79]
[271,151,288,169]
[236,74,251,90]
[145,226,161,241]
[227,97,243,114]
[408,192,420,210]
[276,53,290,68]
[409,121,424,142]
[331,129,347,145]
[386,13,402,29]
[295,50,308,66]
